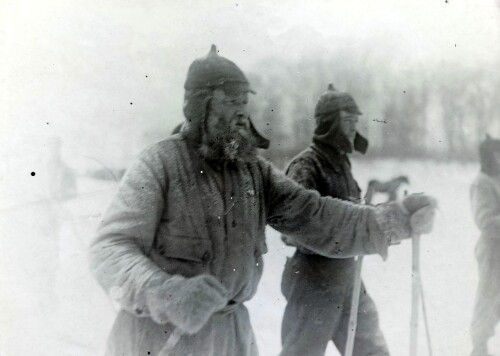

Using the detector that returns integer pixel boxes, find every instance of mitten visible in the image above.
[373,201,411,244]
[402,194,437,235]
[147,274,229,334]
[374,193,437,246]
[402,193,437,214]
[409,204,436,235]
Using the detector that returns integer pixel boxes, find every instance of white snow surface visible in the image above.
[1,158,498,355]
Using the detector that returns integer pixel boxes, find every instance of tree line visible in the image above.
[246,51,500,167]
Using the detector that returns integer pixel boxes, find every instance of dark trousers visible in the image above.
[280,250,389,356]
[471,238,500,356]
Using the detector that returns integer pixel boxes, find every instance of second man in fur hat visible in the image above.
[280,84,389,356]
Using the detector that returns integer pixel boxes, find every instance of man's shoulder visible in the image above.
[132,135,188,172]
[287,147,320,171]
[291,146,317,161]
[140,135,184,157]
[473,172,492,187]
[473,172,500,191]
[252,155,278,176]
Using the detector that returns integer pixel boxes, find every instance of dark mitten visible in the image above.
[147,274,229,334]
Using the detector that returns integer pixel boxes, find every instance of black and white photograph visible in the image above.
[1,1,500,355]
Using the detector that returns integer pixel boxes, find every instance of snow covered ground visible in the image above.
[0,158,496,355]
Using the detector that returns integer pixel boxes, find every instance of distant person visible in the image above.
[280,85,389,356]
[47,136,77,202]
[470,135,500,356]
[89,45,437,356]
[44,136,77,308]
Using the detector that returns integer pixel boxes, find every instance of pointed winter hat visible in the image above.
[184,44,255,94]
[314,83,362,119]
[313,83,368,154]
[181,45,269,149]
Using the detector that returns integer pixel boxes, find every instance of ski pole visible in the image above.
[419,272,433,356]
[159,327,184,355]
[344,255,364,356]
[345,190,377,356]
[410,234,421,356]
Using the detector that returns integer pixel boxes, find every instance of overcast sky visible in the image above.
[1,0,499,158]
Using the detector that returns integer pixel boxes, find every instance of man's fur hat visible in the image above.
[313,84,368,154]
[181,45,269,149]
[480,134,500,177]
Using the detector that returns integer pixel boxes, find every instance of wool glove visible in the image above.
[374,193,437,244]
[147,274,229,335]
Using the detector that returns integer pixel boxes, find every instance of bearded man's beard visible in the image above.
[200,126,257,163]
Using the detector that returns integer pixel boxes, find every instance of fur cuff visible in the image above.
[374,201,412,245]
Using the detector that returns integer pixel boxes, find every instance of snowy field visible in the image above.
[0,158,496,355]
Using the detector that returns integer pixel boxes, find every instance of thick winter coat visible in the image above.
[470,172,500,355]
[89,135,395,356]
[284,143,361,203]
[280,143,389,356]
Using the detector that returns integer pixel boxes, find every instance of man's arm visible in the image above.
[280,157,320,247]
[89,146,171,317]
[264,161,414,260]
[89,144,229,334]
[471,177,500,235]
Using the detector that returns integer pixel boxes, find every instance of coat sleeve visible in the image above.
[88,145,176,319]
[263,161,391,259]
[280,157,320,247]
[471,177,500,237]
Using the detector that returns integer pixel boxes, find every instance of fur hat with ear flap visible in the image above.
[479,134,500,177]
[314,83,362,119]
[313,83,368,154]
[181,45,269,149]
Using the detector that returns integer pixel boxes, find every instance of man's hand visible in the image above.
[374,193,437,244]
[149,274,229,334]
[402,194,437,235]
[402,193,437,214]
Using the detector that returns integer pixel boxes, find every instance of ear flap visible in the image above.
[181,89,213,144]
[354,132,369,154]
[248,118,270,149]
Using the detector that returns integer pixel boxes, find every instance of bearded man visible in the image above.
[89,45,436,356]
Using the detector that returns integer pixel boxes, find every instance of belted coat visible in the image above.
[89,135,391,356]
